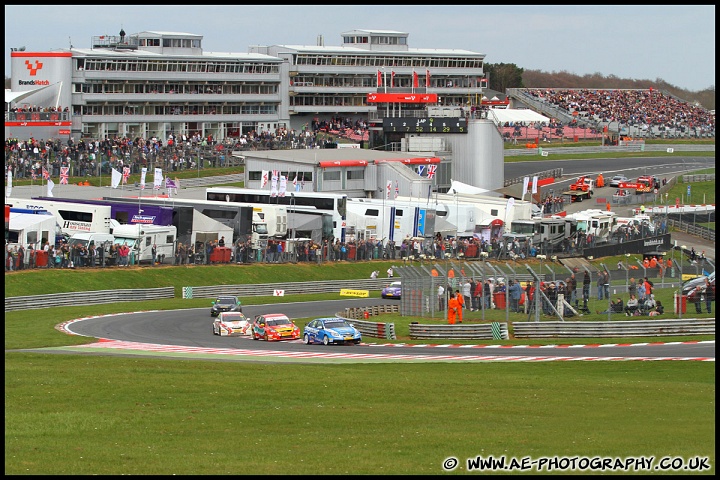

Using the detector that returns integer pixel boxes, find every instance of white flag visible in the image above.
[531,176,539,194]
[47,178,55,197]
[153,168,163,190]
[270,170,279,196]
[140,167,147,190]
[522,176,530,194]
[111,168,121,188]
[386,180,392,199]
[261,170,269,188]
[505,197,515,223]
[279,175,287,197]
[5,168,12,198]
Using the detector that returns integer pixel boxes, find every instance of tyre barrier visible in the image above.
[340,305,398,339]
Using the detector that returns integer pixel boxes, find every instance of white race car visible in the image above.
[212,312,252,336]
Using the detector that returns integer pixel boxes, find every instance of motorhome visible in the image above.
[110,224,177,264]
[503,217,573,253]
[569,209,617,244]
[67,232,116,250]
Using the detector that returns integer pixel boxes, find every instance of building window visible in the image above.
[323,171,341,181]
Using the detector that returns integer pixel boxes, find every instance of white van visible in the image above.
[67,232,116,249]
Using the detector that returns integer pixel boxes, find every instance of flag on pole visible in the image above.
[391,71,395,88]
[122,166,130,184]
[293,172,298,191]
[427,164,437,179]
[111,168,121,188]
[60,166,69,185]
[270,170,279,197]
[261,170,269,188]
[532,176,539,194]
[165,177,177,195]
[377,70,382,88]
[47,178,55,197]
[413,71,419,89]
[140,167,147,190]
[504,197,515,224]
[523,176,530,194]
[301,172,305,190]
[42,167,50,180]
[426,69,431,87]
[279,175,287,197]
[386,180,392,200]
[417,165,426,177]
[153,168,163,190]
[395,180,399,199]
[5,167,12,198]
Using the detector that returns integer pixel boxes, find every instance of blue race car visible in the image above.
[381,280,402,299]
[303,317,362,345]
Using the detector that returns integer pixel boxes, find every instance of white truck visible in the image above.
[110,224,177,265]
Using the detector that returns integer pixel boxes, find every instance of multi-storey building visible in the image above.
[8,28,486,142]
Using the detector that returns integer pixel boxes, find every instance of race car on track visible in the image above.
[303,317,362,346]
[210,295,242,317]
[212,312,252,336]
[381,281,402,299]
[252,313,301,341]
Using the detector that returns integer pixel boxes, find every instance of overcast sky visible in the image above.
[5,5,715,91]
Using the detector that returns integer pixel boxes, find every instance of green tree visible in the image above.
[485,63,524,91]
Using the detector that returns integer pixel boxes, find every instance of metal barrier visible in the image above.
[512,319,715,338]
[408,322,509,340]
[4,287,175,312]
[183,279,390,299]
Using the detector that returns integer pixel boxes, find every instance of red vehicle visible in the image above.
[569,176,591,192]
[251,313,301,341]
[635,175,655,193]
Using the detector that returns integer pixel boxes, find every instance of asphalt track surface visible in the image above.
[53,298,715,363]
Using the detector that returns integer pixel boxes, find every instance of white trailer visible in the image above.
[7,211,60,249]
[6,197,112,235]
[346,198,437,244]
[111,224,177,264]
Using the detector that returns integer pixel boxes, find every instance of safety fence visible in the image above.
[512,318,715,338]
[408,322,509,340]
[339,305,398,339]
[4,287,175,312]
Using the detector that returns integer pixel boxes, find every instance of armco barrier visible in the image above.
[340,305,398,339]
[4,287,175,312]
[408,322,509,340]
[183,279,390,299]
[512,319,715,338]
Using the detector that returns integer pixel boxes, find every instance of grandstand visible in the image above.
[507,88,715,140]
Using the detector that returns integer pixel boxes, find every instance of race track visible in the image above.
[53,299,715,363]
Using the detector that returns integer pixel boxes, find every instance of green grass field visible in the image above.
[4,260,716,474]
